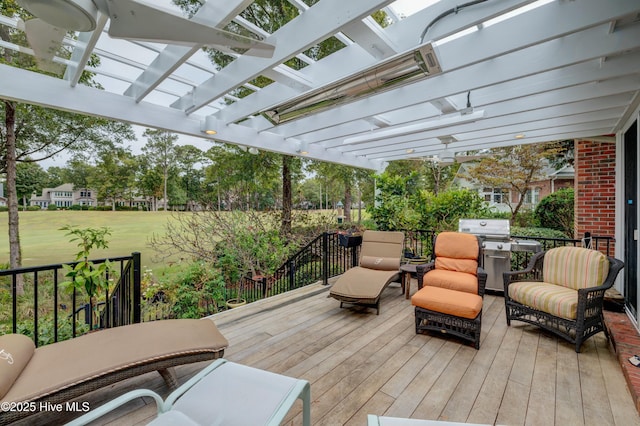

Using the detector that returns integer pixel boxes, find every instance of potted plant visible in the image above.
[337,227,363,248]
[60,225,113,329]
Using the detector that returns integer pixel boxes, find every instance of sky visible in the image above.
[38,1,433,169]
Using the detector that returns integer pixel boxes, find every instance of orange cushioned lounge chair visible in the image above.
[329,230,405,315]
[411,231,487,349]
[0,319,228,425]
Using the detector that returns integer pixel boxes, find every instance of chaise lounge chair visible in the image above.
[0,319,228,425]
[66,358,311,426]
[329,230,405,314]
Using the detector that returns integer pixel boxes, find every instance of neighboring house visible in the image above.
[0,182,6,207]
[453,163,574,212]
[30,184,98,209]
[114,197,153,210]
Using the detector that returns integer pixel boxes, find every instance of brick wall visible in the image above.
[574,140,616,249]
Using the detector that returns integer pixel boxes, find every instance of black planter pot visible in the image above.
[338,234,362,248]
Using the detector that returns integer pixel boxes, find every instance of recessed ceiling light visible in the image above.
[406,148,415,154]
[515,133,525,139]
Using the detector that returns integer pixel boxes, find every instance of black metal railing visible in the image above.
[0,253,141,346]
[510,233,614,271]
[4,230,615,339]
[228,232,362,304]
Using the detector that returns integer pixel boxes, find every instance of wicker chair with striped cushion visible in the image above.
[504,246,624,352]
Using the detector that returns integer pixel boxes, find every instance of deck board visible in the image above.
[33,281,640,426]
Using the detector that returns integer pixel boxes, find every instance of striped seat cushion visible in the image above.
[542,247,609,290]
[508,281,578,320]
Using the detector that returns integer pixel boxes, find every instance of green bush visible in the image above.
[415,189,489,231]
[0,206,7,212]
[27,206,41,211]
[1,317,89,346]
[511,226,571,239]
[70,204,82,210]
[143,261,226,319]
[534,188,574,237]
[47,204,58,211]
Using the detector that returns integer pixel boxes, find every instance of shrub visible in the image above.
[70,204,82,210]
[534,188,574,237]
[1,317,89,346]
[0,206,7,212]
[47,204,58,211]
[511,226,571,239]
[142,262,226,319]
[26,206,41,211]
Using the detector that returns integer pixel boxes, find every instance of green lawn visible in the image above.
[0,211,177,270]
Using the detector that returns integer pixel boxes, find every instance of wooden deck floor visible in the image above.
[32,281,640,426]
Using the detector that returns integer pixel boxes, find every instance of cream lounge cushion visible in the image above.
[1,319,228,404]
[329,230,405,309]
[329,267,400,303]
[0,334,35,399]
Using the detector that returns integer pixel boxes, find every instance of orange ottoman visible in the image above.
[411,286,483,349]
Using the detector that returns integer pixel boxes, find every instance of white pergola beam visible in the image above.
[275,10,640,139]
[0,63,383,170]
[171,0,395,114]
[223,0,539,129]
[123,0,254,102]
[214,44,374,124]
[335,76,640,154]
[64,14,108,87]
[315,52,640,149]
[352,108,625,158]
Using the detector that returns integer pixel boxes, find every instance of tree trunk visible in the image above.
[5,100,24,295]
[281,155,292,234]
[163,169,168,210]
[344,181,352,223]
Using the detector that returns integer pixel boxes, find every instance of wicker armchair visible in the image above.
[504,246,624,352]
[412,232,487,349]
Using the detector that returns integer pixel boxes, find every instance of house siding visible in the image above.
[575,140,616,249]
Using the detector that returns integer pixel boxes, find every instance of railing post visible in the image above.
[351,245,359,268]
[261,276,268,298]
[132,252,141,324]
[12,275,17,334]
[288,260,295,291]
[323,232,329,285]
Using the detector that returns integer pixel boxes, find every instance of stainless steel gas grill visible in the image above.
[458,219,512,292]
[458,219,542,292]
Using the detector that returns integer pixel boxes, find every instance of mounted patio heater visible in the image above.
[261,44,442,124]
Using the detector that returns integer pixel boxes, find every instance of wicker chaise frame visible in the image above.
[1,351,223,425]
[414,235,487,350]
[503,251,624,353]
[0,320,228,425]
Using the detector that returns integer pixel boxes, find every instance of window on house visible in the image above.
[522,188,541,205]
[480,187,509,203]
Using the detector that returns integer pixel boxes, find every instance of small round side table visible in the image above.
[400,263,418,299]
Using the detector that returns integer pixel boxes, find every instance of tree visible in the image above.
[174,0,384,231]
[90,148,137,210]
[308,161,373,223]
[1,1,134,293]
[141,129,177,210]
[174,145,206,210]
[464,143,563,224]
[386,159,458,195]
[15,161,48,209]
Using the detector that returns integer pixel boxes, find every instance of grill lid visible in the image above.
[458,219,510,238]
